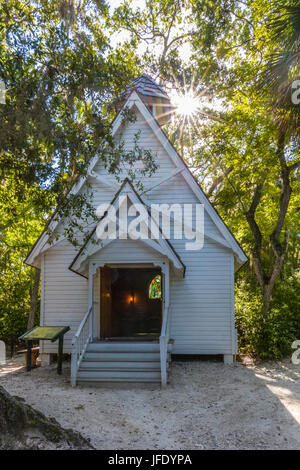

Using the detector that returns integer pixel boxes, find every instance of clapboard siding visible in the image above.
[89,238,166,264]
[41,240,88,353]
[40,105,236,356]
[169,239,234,354]
[96,110,224,240]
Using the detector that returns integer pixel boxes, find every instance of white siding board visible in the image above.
[169,239,234,355]
[42,240,88,353]
[94,111,177,193]
[95,109,225,241]
[39,255,46,353]
[89,238,165,264]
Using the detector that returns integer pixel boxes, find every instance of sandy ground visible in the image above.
[1,355,300,450]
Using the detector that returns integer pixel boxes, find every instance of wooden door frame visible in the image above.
[94,260,169,340]
[100,266,112,339]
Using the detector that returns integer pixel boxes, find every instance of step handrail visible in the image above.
[71,306,93,387]
[159,305,170,387]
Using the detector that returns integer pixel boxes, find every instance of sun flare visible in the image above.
[172,91,201,117]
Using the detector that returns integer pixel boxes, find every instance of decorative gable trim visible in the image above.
[69,179,185,277]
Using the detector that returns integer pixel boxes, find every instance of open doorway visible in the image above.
[100,267,162,340]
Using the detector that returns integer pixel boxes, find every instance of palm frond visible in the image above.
[270,4,300,51]
[259,1,300,134]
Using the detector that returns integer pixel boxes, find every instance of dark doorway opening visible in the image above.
[100,267,162,340]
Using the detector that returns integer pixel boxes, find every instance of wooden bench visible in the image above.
[18,346,40,368]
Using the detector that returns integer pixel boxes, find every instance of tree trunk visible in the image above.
[0,385,92,449]
[27,268,40,331]
[262,283,273,317]
[245,130,292,318]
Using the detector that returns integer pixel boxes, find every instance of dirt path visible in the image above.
[1,356,300,449]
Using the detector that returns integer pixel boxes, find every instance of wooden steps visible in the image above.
[77,341,172,384]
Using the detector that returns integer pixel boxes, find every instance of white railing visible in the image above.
[71,306,93,387]
[159,305,171,387]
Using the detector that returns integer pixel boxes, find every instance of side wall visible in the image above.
[169,241,235,355]
[40,241,88,354]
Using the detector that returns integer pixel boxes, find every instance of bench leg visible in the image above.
[26,341,32,372]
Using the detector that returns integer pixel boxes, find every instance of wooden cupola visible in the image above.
[115,74,173,126]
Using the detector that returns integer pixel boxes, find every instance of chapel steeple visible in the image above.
[115,74,173,125]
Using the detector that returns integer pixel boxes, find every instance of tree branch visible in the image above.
[270,131,291,256]
[245,183,266,288]
[289,159,300,172]
[207,166,233,196]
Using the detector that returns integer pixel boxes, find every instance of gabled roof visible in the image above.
[25,79,247,271]
[69,178,185,277]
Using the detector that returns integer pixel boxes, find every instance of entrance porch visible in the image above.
[68,200,185,386]
[71,260,175,386]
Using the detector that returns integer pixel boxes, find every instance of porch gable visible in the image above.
[69,179,185,277]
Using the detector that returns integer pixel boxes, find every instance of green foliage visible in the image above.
[0,175,45,350]
[260,0,300,134]
[0,0,146,243]
[236,269,300,358]
[0,247,36,351]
